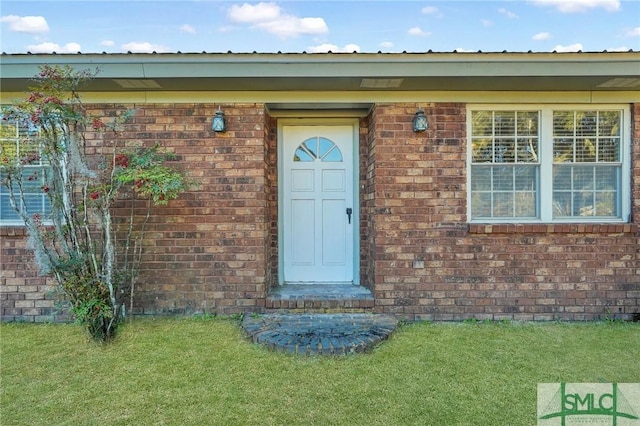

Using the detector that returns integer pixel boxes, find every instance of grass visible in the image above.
[1,318,638,425]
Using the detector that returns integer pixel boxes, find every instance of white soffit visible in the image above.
[597,78,640,88]
[113,79,162,89]
[360,78,404,88]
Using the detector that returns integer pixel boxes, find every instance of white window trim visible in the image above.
[467,104,631,224]
[0,113,50,226]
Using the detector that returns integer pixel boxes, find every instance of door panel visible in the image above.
[291,199,314,265]
[283,125,354,283]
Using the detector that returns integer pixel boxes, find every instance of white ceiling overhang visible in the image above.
[1,52,639,94]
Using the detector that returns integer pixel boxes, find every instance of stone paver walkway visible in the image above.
[242,313,398,355]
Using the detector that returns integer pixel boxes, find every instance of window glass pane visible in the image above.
[595,192,617,216]
[576,111,597,136]
[321,146,342,162]
[517,111,538,136]
[294,147,314,162]
[494,138,515,163]
[23,194,44,214]
[302,138,318,158]
[470,166,491,191]
[514,192,536,217]
[553,111,575,136]
[572,167,594,191]
[471,111,493,136]
[318,138,333,158]
[295,137,342,162]
[595,166,617,190]
[553,110,621,165]
[553,137,574,163]
[599,111,620,136]
[493,167,514,190]
[0,195,19,221]
[553,192,572,217]
[573,192,594,216]
[472,138,493,163]
[471,192,492,218]
[494,111,515,135]
[597,138,620,162]
[516,138,538,163]
[552,165,618,218]
[575,138,596,162]
[493,192,513,216]
[514,166,536,190]
[553,166,572,190]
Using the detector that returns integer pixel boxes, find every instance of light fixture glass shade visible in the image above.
[212,109,226,132]
[412,109,428,132]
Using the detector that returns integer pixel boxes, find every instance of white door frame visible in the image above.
[277,118,360,285]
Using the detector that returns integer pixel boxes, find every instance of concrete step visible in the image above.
[265,284,374,313]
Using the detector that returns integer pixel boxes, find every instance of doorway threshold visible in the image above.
[269,283,373,301]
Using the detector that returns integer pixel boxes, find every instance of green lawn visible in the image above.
[1,318,638,425]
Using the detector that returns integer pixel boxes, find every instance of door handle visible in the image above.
[346,208,352,224]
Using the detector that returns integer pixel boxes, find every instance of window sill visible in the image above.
[468,223,638,234]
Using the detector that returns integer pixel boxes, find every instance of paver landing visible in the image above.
[242,313,398,355]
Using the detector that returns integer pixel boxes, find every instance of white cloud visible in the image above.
[121,41,169,53]
[454,47,475,52]
[481,19,494,27]
[379,41,394,49]
[530,0,620,13]
[408,27,430,37]
[421,6,443,17]
[498,8,519,18]
[1,15,49,33]
[100,40,115,47]
[27,42,81,53]
[533,32,552,40]
[607,46,629,51]
[308,43,360,53]
[553,43,583,52]
[626,27,640,37]
[228,2,328,38]
[253,16,328,38]
[180,24,196,34]
[228,2,281,23]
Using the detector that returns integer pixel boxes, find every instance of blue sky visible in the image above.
[1,0,639,54]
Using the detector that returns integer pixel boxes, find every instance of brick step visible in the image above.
[265,284,374,313]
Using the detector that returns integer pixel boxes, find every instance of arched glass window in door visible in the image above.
[293,137,343,162]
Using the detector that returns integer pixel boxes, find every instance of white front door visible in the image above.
[282,125,355,283]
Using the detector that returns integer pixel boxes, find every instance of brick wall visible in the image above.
[367,102,640,321]
[2,101,638,322]
[0,227,60,322]
[1,102,272,320]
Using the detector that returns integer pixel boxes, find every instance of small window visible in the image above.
[468,106,629,223]
[0,112,50,224]
[294,137,342,162]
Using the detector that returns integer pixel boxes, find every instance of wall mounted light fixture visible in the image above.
[412,108,428,132]
[212,108,226,132]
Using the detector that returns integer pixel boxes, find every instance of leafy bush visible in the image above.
[1,65,187,342]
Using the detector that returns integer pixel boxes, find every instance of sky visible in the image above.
[1,0,639,54]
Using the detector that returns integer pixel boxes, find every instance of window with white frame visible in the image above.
[468,106,629,223]
[0,112,50,224]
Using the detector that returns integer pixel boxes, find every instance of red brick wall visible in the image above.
[0,227,59,322]
[2,101,638,322]
[367,102,640,321]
